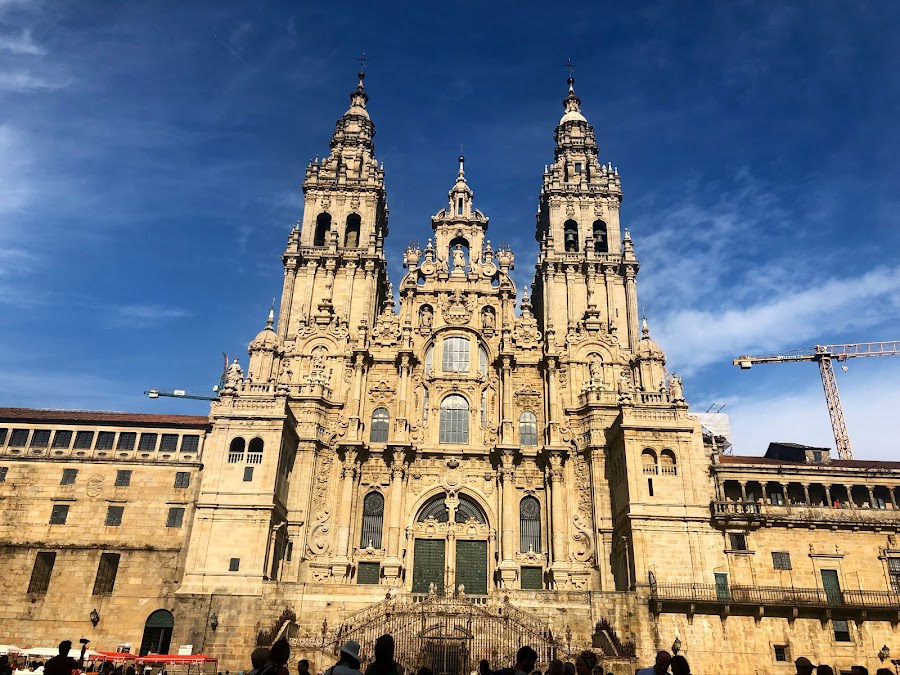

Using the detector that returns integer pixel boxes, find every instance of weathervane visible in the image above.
[565,57,576,78]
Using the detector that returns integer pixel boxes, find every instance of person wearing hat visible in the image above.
[324,642,362,675]
[794,657,815,675]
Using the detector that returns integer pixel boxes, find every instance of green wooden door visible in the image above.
[821,569,842,605]
[714,572,730,602]
[412,539,445,593]
[455,540,488,595]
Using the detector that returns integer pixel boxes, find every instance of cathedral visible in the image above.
[2,72,899,675]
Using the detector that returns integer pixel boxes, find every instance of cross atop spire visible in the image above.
[357,52,369,73]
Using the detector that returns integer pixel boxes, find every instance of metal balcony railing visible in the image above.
[713,501,762,515]
[650,582,900,609]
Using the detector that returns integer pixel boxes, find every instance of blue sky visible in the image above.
[1,0,899,459]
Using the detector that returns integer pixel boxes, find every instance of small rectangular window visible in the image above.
[180,435,200,452]
[61,468,78,485]
[574,162,583,174]
[772,551,792,570]
[229,558,240,572]
[888,558,900,593]
[648,478,654,497]
[160,434,178,452]
[0,467,7,483]
[9,429,29,447]
[773,645,788,662]
[52,430,73,449]
[833,619,851,642]
[105,505,124,526]
[92,553,120,596]
[166,507,185,528]
[520,566,543,590]
[457,197,463,215]
[30,430,51,448]
[357,562,380,585]
[27,552,56,594]
[95,432,115,450]
[114,470,132,487]
[0,428,7,445]
[49,504,69,525]
[74,431,94,449]
[728,533,748,551]
[174,472,190,488]
[137,433,158,451]
[243,467,254,482]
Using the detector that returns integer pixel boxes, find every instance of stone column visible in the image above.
[497,449,518,587]
[347,354,365,441]
[781,483,788,504]
[889,488,897,510]
[739,482,747,502]
[564,265,575,330]
[343,261,357,323]
[500,355,514,443]
[603,265,616,328]
[397,354,411,441]
[624,267,639,352]
[825,485,832,506]
[303,260,318,324]
[802,484,811,505]
[334,449,359,565]
[547,452,569,573]
[546,356,562,444]
[867,486,875,507]
[278,257,298,340]
[848,486,857,508]
[383,449,405,580]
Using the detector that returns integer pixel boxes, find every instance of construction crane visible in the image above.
[143,353,229,403]
[733,341,900,460]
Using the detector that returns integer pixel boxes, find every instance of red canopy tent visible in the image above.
[94,653,136,663]
[134,656,216,666]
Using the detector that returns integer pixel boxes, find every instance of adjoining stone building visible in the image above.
[2,72,899,675]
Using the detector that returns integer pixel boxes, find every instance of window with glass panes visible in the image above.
[9,429,29,447]
[833,619,851,642]
[0,428,7,445]
[174,472,190,488]
[442,337,470,372]
[180,435,200,452]
[479,346,488,376]
[30,430,51,448]
[772,551,792,570]
[439,394,469,443]
[116,432,136,450]
[138,433,157,451]
[166,507,185,528]
[889,558,900,593]
[370,408,390,443]
[49,504,69,524]
[519,496,541,553]
[61,468,78,485]
[27,552,56,593]
[160,434,178,452]
[105,505,124,526]
[73,431,94,449]
[425,346,433,375]
[114,470,132,487]
[52,430,73,449]
[95,432,115,450]
[519,411,538,446]
[92,553,120,595]
[728,533,748,551]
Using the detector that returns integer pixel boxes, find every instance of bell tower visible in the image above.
[276,69,389,340]
[532,76,640,352]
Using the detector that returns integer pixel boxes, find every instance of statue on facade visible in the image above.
[670,373,684,401]
[419,304,433,330]
[482,307,495,330]
[225,358,244,388]
[588,354,603,384]
[452,244,466,273]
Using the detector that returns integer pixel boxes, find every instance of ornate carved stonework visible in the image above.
[440,290,475,325]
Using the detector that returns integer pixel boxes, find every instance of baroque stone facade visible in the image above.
[2,73,899,675]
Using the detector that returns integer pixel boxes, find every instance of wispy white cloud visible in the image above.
[0,28,45,55]
[0,71,68,92]
[110,304,191,328]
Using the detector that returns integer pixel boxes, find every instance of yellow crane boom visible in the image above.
[733,341,900,460]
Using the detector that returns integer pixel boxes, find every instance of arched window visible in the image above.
[228,437,245,463]
[439,394,469,444]
[247,437,264,464]
[455,495,487,523]
[140,609,174,656]
[344,214,361,247]
[520,496,541,553]
[479,345,489,376]
[419,493,487,524]
[370,407,390,443]
[660,449,677,475]
[360,491,384,548]
[593,220,608,253]
[425,346,433,375]
[442,336,470,372]
[519,411,538,446]
[641,448,658,475]
[313,213,331,247]
[418,494,449,522]
[564,219,579,252]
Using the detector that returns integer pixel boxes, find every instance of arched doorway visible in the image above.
[140,609,174,656]
[411,493,490,597]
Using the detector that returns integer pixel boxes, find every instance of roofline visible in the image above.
[0,407,210,429]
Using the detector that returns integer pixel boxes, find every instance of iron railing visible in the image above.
[650,582,900,609]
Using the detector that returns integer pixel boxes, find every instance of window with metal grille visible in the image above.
[519,411,537,446]
[0,428,7,445]
[74,431,94,449]
[889,558,900,593]
[105,505,124,526]
[92,553,120,595]
[442,336,470,372]
[117,432,136,450]
[49,504,69,524]
[30,430,51,448]
[174,472,190,488]
[455,496,486,524]
[114,470,132,487]
[520,496,541,553]
[180,435,199,452]
[166,507,185,528]
[52,430,73,448]
[833,619,851,642]
[772,551,792,570]
[0,467,7,483]
[229,558,240,572]
[243,467,254,482]
[370,408,389,443]
[774,645,788,662]
[357,561,380,585]
[95,432,115,450]
[439,394,469,444]
[159,434,178,452]
[27,552,56,593]
[728,533,748,551]
[137,433,157,451]
[9,429,29,447]
[520,566,543,590]
[359,492,384,549]
[61,468,78,485]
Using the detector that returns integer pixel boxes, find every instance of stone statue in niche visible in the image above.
[482,307,495,331]
[670,373,684,401]
[225,358,244,388]
[419,304,433,330]
[452,245,466,274]
[588,354,603,385]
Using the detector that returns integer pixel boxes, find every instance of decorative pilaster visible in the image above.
[382,448,406,581]
[547,451,569,586]
[497,448,518,587]
[332,448,359,577]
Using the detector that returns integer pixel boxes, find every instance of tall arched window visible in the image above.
[479,346,489,376]
[344,214,361,247]
[641,448,658,475]
[564,219,579,252]
[660,449,677,475]
[359,491,384,549]
[313,213,331,246]
[519,411,538,446]
[247,437,263,464]
[439,394,469,444]
[425,346,433,375]
[370,407,390,443]
[442,336,470,372]
[520,496,541,552]
[228,437,245,463]
[593,220,608,253]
